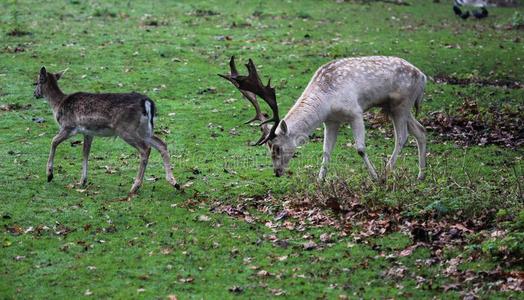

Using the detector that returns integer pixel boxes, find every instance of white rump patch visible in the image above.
[144,100,153,135]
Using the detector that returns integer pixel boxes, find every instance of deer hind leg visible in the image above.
[80,135,93,186]
[129,141,151,195]
[386,111,409,174]
[350,115,378,181]
[119,133,151,194]
[47,128,75,183]
[131,145,151,194]
[318,121,341,182]
[407,113,427,180]
[147,135,180,190]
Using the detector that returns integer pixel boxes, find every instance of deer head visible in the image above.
[34,66,67,99]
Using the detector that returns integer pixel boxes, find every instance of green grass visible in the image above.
[1,0,523,298]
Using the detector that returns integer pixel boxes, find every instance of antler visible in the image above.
[218,56,280,145]
[218,56,267,124]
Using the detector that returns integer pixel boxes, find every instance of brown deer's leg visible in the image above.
[148,136,180,190]
[117,130,152,194]
[47,128,75,182]
[80,135,93,186]
[129,145,151,194]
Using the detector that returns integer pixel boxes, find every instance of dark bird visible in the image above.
[473,7,488,19]
[453,5,463,16]
[453,5,470,19]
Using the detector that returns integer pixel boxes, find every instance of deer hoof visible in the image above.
[129,186,140,195]
[47,173,53,182]
[174,183,181,190]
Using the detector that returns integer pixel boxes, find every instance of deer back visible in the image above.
[56,92,155,137]
[295,56,426,114]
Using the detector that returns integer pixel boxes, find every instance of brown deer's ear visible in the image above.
[39,66,47,83]
[54,68,68,81]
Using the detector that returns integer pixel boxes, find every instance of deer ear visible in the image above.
[279,120,288,135]
[39,66,47,83]
[54,68,68,81]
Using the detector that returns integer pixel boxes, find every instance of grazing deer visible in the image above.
[219,56,427,181]
[34,66,180,194]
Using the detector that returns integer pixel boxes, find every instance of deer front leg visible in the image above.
[148,136,180,190]
[47,128,75,182]
[318,121,340,182]
[80,135,93,186]
[350,116,379,181]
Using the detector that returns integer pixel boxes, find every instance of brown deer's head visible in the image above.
[34,66,66,99]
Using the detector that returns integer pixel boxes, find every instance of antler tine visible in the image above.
[239,90,267,124]
[219,56,281,146]
[229,55,239,77]
[217,56,239,85]
[218,56,267,124]
[243,59,280,145]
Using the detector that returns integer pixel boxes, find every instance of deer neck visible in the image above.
[283,94,326,139]
[45,81,66,111]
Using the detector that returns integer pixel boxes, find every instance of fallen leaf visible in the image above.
[178,277,194,283]
[270,288,286,296]
[303,241,317,250]
[320,233,334,243]
[181,181,194,189]
[198,215,210,222]
[228,286,243,293]
[399,244,420,257]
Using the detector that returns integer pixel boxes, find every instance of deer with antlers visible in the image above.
[219,56,427,181]
[34,67,180,194]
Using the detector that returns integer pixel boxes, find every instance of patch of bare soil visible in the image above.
[489,0,521,7]
[421,99,524,149]
[434,74,524,89]
[208,181,523,293]
[363,98,523,149]
[3,45,26,53]
[6,29,32,37]
[0,103,31,111]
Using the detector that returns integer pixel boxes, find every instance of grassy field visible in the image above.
[1,0,523,298]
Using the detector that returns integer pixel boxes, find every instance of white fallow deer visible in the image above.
[34,67,180,194]
[219,56,427,181]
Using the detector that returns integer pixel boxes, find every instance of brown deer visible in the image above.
[34,66,180,194]
[219,56,427,181]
